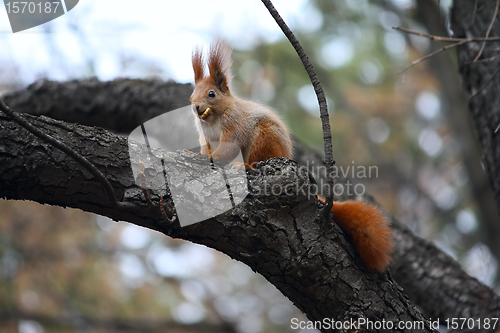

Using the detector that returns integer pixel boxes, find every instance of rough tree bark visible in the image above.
[1,79,500,332]
[452,0,500,214]
[2,78,193,133]
[0,111,435,333]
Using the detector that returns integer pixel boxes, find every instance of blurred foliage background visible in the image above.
[1,0,499,332]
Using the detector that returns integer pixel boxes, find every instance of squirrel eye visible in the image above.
[208,90,216,98]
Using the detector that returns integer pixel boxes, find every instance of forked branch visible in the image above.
[393,26,500,73]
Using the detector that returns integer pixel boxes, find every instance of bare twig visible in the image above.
[473,0,500,63]
[393,26,500,42]
[468,50,500,64]
[394,26,500,73]
[0,99,132,210]
[260,0,335,215]
[399,40,469,74]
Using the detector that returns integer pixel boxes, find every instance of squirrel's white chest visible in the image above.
[196,118,222,142]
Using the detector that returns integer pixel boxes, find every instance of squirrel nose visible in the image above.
[192,104,201,115]
[195,104,204,116]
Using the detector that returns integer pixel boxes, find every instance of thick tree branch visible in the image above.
[0,110,437,332]
[0,99,125,209]
[2,79,500,330]
[391,220,500,323]
[1,78,193,133]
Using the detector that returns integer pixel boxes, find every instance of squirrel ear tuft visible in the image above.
[192,47,205,84]
[208,40,233,94]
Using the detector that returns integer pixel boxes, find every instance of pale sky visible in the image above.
[0,0,317,83]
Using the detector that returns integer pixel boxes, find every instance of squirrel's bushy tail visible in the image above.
[331,200,394,271]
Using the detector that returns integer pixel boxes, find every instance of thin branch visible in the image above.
[393,26,500,42]
[0,99,130,210]
[473,0,500,63]
[260,0,335,215]
[399,40,469,74]
[393,26,500,73]
[468,50,500,64]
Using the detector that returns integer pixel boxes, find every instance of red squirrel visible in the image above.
[190,40,393,271]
